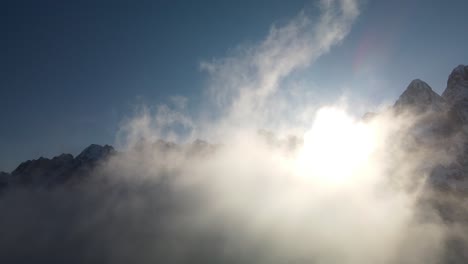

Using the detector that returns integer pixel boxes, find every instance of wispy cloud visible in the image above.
[200,0,359,125]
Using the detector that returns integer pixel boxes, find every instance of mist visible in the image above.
[0,0,464,263]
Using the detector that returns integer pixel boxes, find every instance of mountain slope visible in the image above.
[442,64,468,104]
[2,144,115,188]
[394,79,446,113]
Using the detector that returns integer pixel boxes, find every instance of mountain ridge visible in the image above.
[2,64,468,191]
[393,79,446,114]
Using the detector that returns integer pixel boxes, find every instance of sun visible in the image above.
[295,107,377,185]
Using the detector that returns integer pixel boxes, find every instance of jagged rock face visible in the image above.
[443,65,468,124]
[7,145,115,187]
[1,142,219,189]
[392,79,452,148]
[394,79,446,113]
[442,65,468,125]
[11,154,76,186]
[442,65,468,104]
[76,144,115,163]
[424,66,468,193]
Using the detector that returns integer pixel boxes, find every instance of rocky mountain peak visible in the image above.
[394,79,446,113]
[442,64,468,104]
[1,144,116,187]
[76,144,115,163]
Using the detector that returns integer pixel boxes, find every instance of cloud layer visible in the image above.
[1,1,462,263]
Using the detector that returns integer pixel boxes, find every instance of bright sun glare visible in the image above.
[296,108,377,185]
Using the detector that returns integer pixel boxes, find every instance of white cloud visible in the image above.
[102,1,452,263]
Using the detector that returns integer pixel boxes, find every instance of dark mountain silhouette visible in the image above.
[0,144,115,189]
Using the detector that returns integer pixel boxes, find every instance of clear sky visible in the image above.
[1,0,468,172]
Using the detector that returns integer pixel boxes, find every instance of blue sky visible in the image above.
[1,0,468,171]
